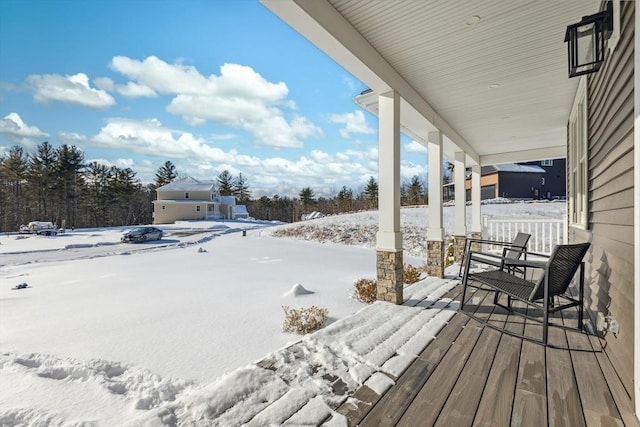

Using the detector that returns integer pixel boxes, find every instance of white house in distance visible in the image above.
[152,177,249,224]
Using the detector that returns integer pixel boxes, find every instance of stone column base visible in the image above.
[470,231,483,252]
[376,250,403,304]
[453,235,467,264]
[426,240,444,278]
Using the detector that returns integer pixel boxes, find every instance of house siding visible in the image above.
[497,171,544,199]
[153,203,207,224]
[157,190,211,201]
[570,0,635,398]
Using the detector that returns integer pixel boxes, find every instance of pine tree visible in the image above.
[85,161,111,226]
[55,144,84,228]
[217,170,234,196]
[406,175,423,205]
[233,173,251,202]
[0,146,28,229]
[154,161,177,188]
[27,141,57,218]
[336,186,353,212]
[363,176,378,208]
[299,187,316,211]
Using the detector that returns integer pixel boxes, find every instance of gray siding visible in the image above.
[570,1,635,398]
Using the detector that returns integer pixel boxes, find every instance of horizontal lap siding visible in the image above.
[577,1,635,398]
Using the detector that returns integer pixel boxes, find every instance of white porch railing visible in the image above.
[482,215,568,255]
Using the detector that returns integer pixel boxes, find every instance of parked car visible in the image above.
[121,226,163,243]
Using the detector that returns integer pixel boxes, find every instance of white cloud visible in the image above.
[329,110,374,138]
[27,73,115,108]
[404,140,428,153]
[116,82,157,98]
[94,77,115,91]
[109,56,320,148]
[63,117,378,197]
[0,112,49,147]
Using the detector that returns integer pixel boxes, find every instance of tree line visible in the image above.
[0,142,431,232]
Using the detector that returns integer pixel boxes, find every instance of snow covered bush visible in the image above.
[354,278,377,304]
[403,263,421,284]
[282,305,328,334]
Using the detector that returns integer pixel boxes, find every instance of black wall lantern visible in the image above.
[564,1,613,78]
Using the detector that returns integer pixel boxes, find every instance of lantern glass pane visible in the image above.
[576,23,596,68]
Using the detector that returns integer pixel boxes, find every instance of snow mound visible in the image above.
[283,283,314,297]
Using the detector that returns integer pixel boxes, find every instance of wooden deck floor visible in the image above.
[336,285,639,427]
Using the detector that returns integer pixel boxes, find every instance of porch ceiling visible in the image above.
[261,0,601,165]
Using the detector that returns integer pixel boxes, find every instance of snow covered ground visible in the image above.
[0,201,566,425]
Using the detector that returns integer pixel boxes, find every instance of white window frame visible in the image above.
[541,177,546,186]
[185,192,190,199]
[568,76,588,228]
[196,205,201,212]
[541,159,553,167]
[608,0,621,53]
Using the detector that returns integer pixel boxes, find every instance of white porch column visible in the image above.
[471,164,482,235]
[376,90,403,304]
[453,151,467,263]
[426,131,445,278]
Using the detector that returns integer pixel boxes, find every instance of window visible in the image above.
[541,177,546,186]
[568,77,588,227]
[541,159,553,167]
[185,192,190,199]
[162,205,166,210]
[196,205,201,212]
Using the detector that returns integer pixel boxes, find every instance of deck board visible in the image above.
[395,319,484,426]
[345,282,638,427]
[472,305,526,427]
[563,315,625,427]
[545,312,586,427]
[338,280,640,427]
[357,313,469,426]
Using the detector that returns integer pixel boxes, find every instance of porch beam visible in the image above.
[480,146,566,166]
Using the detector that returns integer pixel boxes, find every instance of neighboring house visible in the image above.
[451,159,566,201]
[468,163,545,200]
[153,177,249,224]
[262,0,638,417]
[521,158,567,199]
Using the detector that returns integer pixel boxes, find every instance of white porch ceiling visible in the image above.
[261,0,602,165]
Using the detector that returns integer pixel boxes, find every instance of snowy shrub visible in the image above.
[403,264,421,284]
[282,305,328,334]
[445,242,455,267]
[354,278,377,304]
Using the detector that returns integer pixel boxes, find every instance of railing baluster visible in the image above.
[480,218,563,255]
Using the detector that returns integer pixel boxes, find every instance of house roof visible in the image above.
[464,163,545,179]
[260,0,601,165]
[157,176,215,192]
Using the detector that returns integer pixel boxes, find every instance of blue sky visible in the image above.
[0,0,427,198]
